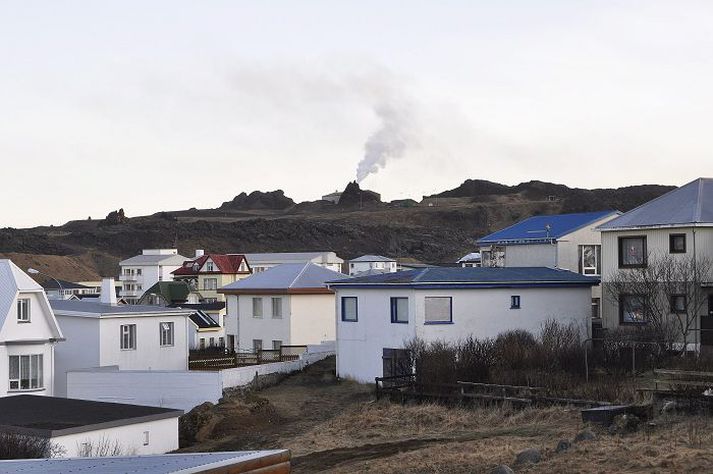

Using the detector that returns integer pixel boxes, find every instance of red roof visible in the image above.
[172,254,250,276]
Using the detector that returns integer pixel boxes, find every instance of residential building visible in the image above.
[50,278,192,396]
[457,252,482,267]
[41,279,99,300]
[0,260,65,397]
[0,395,182,456]
[119,249,187,304]
[328,267,598,383]
[598,178,713,336]
[349,255,398,276]
[171,252,251,304]
[244,252,344,273]
[0,450,291,473]
[220,263,350,352]
[476,210,621,319]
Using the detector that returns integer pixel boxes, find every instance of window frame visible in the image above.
[8,354,44,391]
[424,296,453,324]
[159,321,174,347]
[203,278,218,291]
[271,297,283,319]
[16,298,30,323]
[618,236,648,269]
[390,297,409,324]
[253,339,263,352]
[670,294,687,314]
[669,233,687,254]
[510,295,521,309]
[341,297,358,322]
[578,244,602,276]
[120,324,137,350]
[252,297,263,318]
[619,294,648,325]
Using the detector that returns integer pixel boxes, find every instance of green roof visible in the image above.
[138,281,191,305]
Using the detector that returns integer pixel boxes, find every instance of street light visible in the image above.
[27,268,65,298]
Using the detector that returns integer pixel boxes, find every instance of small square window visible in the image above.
[671,294,687,313]
[620,294,648,324]
[618,236,647,268]
[510,295,521,309]
[669,234,687,254]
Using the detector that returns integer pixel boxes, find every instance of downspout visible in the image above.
[693,227,699,350]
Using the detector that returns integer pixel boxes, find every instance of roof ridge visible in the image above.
[412,268,431,282]
[695,177,704,222]
[289,262,312,288]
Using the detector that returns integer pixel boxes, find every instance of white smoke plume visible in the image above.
[356,98,418,183]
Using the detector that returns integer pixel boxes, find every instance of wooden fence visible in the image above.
[189,345,308,371]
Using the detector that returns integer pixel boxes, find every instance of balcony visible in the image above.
[120,289,141,297]
[119,274,138,282]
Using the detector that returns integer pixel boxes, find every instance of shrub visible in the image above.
[0,432,65,459]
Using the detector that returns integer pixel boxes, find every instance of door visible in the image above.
[382,348,411,378]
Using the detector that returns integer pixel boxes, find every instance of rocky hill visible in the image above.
[0,179,675,281]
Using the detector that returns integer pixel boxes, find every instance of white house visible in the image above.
[328,267,598,383]
[457,252,482,267]
[598,178,713,334]
[476,210,620,319]
[41,279,99,300]
[348,255,398,276]
[0,260,64,397]
[244,252,344,273]
[119,249,188,303]
[0,395,182,456]
[219,263,349,352]
[50,278,192,396]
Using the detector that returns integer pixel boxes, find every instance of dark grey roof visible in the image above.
[329,267,599,289]
[0,451,289,474]
[189,310,220,329]
[50,299,191,316]
[0,395,182,438]
[599,178,713,230]
[41,279,92,290]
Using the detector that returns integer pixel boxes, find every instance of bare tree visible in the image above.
[606,253,712,352]
[0,432,65,459]
[77,436,135,457]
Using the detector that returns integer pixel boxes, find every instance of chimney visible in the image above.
[195,249,205,258]
[100,277,118,305]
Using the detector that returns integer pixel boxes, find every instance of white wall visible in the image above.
[67,367,221,411]
[52,417,179,457]
[336,286,592,383]
[290,294,336,345]
[54,315,100,397]
[503,244,556,267]
[237,295,292,350]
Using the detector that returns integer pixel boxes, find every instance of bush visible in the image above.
[0,432,65,459]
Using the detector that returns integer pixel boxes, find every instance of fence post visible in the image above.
[632,343,636,375]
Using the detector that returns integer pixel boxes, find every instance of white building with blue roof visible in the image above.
[328,267,599,383]
[598,178,713,333]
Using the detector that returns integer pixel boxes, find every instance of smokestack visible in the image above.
[100,277,118,306]
[195,249,205,258]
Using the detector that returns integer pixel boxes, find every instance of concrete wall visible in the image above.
[289,294,336,345]
[336,286,592,383]
[54,315,100,397]
[67,366,221,411]
[52,417,179,457]
[503,244,556,267]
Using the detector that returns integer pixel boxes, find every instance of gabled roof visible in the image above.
[328,267,599,289]
[477,210,620,245]
[138,281,191,305]
[220,263,349,294]
[0,260,64,340]
[598,178,713,230]
[172,254,249,276]
[457,252,482,263]
[351,255,396,263]
[244,252,344,265]
[119,253,187,266]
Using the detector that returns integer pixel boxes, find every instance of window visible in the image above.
[618,236,647,268]
[204,278,218,290]
[619,294,647,324]
[9,354,43,390]
[669,234,687,254]
[272,340,282,350]
[425,297,452,324]
[209,337,215,347]
[160,322,174,347]
[136,269,142,276]
[591,298,601,319]
[341,297,358,322]
[218,336,224,347]
[390,297,409,323]
[143,431,150,446]
[199,338,205,349]
[579,245,601,275]
[120,324,136,350]
[206,261,214,272]
[252,298,263,318]
[510,295,521,309]
[271,298,283,319]
[253,339,263,352]
[17,298,30,323]
[671,294,687,314]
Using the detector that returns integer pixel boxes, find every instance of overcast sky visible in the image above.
[2,1,712,228]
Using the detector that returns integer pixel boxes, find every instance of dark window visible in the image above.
[341,297,358,322]
[511,295,521,309]
[619,294,647,324]
[591,298,601,319]
[618,236,647,268]
[669,234,687,254]
[390,297,409,323]
[671,294,687,313]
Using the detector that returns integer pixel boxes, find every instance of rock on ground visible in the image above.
[574,429,596,443]
[515,448,542,465]
[555,439,571,453]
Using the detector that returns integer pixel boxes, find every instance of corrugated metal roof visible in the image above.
[599,178,713,230]
[119,254,188,266]
[222,263,349,291]
[0,450,287,473]
[329,267,599,288]
[243,252,344,265]
[50,299,191,317]
[189,310,220,329]
[350,255,396,262]
[477,210,619,245]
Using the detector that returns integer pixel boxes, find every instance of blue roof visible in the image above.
[477,210,619,245]
[599,178,713,230]
[328,267,599,289]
